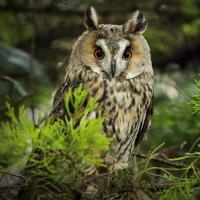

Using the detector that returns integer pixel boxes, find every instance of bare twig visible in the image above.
[131,152,186,168]
[188,136,200,153]
[0,171,28,182]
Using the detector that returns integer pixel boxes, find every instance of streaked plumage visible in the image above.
[50,7,154,165]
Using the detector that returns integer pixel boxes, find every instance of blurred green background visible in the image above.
[0,0,199,153]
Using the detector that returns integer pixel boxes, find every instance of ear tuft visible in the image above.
[123,10,147,34]
[84,7,99,31]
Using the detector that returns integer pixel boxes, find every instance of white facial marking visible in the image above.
[126,64,144,79]
[95,39,143,79]
[114,40,130,60]
[95,39,111,72]
[114,40,130,75]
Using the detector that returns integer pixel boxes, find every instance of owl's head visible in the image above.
[70,7,153,80]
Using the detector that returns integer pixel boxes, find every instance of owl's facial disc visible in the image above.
[95,39,131,78]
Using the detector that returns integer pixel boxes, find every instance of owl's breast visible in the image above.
[85,75,153,133]
[76,69,153,162]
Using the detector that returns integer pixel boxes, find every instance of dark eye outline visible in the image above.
[94,47,104,60]
[123,46,132,60]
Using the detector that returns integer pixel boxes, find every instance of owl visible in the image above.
[50,7,154,167]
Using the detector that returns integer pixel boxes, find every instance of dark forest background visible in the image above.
[0,0,200,199]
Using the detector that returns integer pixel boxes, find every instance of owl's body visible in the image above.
[51,8,154,165]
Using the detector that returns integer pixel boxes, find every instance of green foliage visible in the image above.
[191,78,200,113]
[143,79,200,199]
[139,78,200,199]
[142,73,200,150]
[0,85,111,186]
[158,148,200,200]
[159,180,195,200]
[30,86,111,184]
[144,100,200,150]
[0,103,38,169]
[95,142,200,200]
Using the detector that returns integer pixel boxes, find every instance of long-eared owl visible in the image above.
[50,7,154,166]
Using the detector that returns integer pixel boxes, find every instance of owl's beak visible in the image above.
[111,60,116,77]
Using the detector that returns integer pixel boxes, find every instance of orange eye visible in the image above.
[94,47,104,59]
[123,48,132,60]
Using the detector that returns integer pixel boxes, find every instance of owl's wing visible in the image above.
[134,98,153,146]
[49,79,70,120]
[50,76,84,120]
